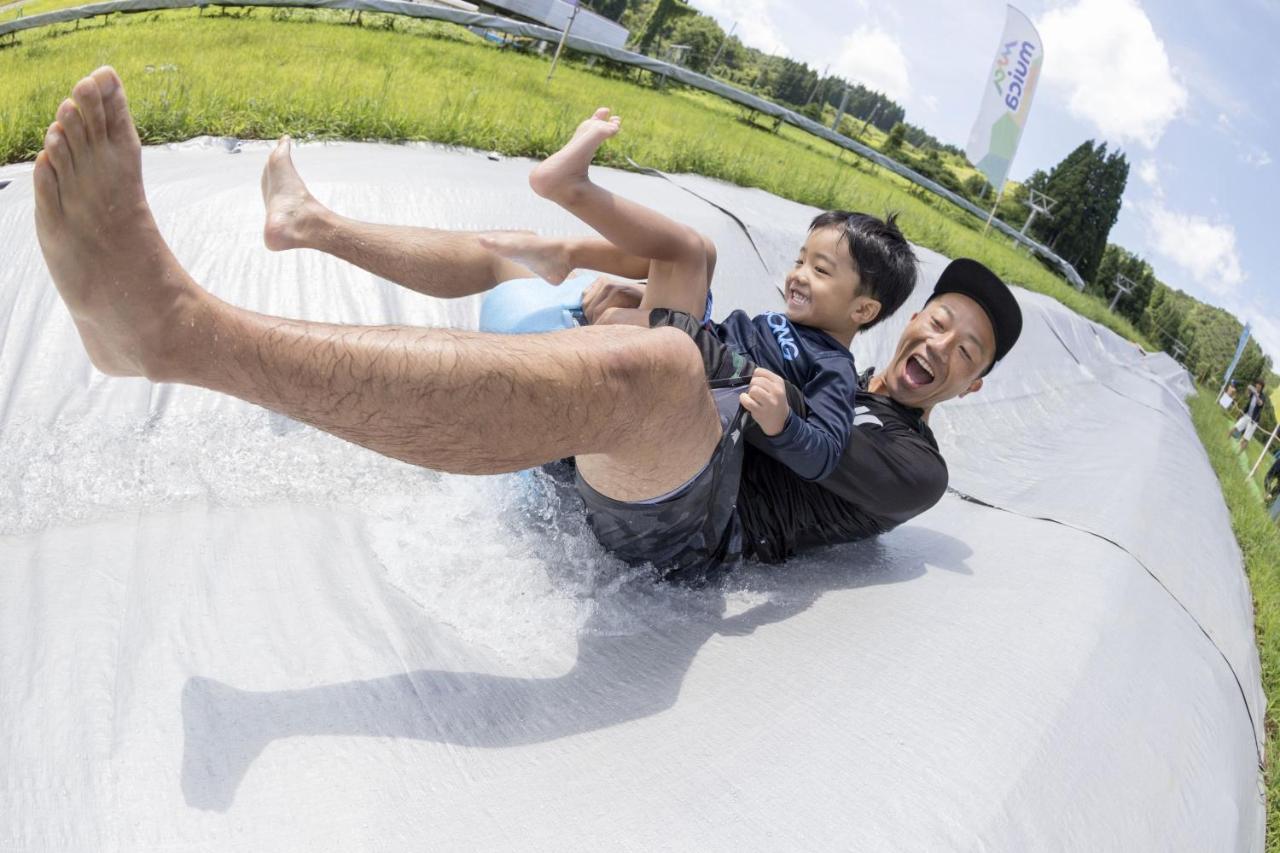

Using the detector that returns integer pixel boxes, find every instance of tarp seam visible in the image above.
[947,487,1264,767]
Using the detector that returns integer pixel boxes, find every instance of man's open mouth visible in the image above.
[903,353,935,387]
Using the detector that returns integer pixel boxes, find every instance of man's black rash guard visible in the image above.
[735,371,949,564]
[713,310,857,482]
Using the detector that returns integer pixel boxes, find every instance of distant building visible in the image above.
[479,1,630,48]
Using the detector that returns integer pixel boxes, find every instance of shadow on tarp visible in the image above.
[179,526,974,811]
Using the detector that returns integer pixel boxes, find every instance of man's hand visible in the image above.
[739,368,790,436]
[582,276,645,324]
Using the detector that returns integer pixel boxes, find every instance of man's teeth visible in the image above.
[790,290,809,304]
[910,354,935,379]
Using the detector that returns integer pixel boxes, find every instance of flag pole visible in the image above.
[982,182,1004,236]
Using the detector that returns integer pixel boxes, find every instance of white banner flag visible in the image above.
[966,5,1043,191]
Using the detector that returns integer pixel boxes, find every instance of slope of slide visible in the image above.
[0,141,1263,851]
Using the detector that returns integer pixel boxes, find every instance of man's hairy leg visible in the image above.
[262,135,533,297]
[35,67,723,501]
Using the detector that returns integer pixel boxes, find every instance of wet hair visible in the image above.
[807,211,917,330]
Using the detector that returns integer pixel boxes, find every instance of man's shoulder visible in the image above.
[819,390,949,521]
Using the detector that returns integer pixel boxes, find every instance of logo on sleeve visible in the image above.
[765,312,800,361]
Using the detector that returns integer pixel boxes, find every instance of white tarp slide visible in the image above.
[0,141,1264,851]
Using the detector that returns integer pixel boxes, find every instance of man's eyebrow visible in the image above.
[811,251,838,267]
[936,302,987,355]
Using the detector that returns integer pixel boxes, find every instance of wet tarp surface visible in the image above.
[0,141,1264,851]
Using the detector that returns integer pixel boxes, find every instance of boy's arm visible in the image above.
[744,359,856,482]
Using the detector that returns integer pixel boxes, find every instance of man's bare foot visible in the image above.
[528,107,620,204]
[478,231,574,284]
[33,66,205,380]
[261,136,326,251]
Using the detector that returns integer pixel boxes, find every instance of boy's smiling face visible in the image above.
[785,225,879,344]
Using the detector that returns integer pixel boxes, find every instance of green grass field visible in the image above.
[1191,389,1280,847]
[5,10,1279,836]
[0,8,1148,346]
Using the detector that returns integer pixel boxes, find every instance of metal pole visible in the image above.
[803,63,830,106]
[1248,423,1279,479]
[981,184,1004,235]
[831,87,851,132]
[546,2,581,84]
[707,21,736,75]
[858,104,881,137]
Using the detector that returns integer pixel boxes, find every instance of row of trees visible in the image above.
[590,0,941,142]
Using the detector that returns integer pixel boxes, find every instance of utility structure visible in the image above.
[1171,339,1189,365]
[545,0,581,84]
[831,87,852,132]
[1015,188,1055,247]
[803,63,830,107]
[1109,273,1136,313]
[707,20,736,75]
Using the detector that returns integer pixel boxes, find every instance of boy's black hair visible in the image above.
[808,210,917,330]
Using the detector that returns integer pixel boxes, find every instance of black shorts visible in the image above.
[572,309,755,584]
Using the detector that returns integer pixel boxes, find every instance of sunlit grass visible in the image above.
[1190,388,1280,848]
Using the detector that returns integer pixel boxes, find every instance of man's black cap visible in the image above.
[927,258,1022,374]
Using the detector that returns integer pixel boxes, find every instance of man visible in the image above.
[32,67,1022,580]
[1232,379,1266,453]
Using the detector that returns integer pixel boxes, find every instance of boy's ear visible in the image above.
[959,377,984,398]
[851,295,881,327]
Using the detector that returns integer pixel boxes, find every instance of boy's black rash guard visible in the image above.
[712,310,857,482]
[736,372,950,564]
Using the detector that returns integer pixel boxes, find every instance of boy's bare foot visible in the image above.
[32,66,205,380]
[528,107,620,204]
[261,135,326,251]
[478,231,574,285]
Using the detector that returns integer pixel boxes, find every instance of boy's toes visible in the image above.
[592,107,611,120]
[71,75,107,141]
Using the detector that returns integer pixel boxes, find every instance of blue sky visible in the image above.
[688,0,1280,361]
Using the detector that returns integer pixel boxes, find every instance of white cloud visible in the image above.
[1241,311,1280,366]
[689,0,789,57]
[1242,148,1272,168]
[1139,200,1245,297]
[1037,0,1188,148]
[833,26,912,102]
[1137,158,1162,195]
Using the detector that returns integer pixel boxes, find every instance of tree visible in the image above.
[590,0,629,21]
[881,122,906,155]
[1026,141,1129,283]
[634,0,696,55]
[665,13,726,73]
[1091,244,1156,326]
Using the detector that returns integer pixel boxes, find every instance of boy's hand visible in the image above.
[739,368,790,436]
[582,276,645,324]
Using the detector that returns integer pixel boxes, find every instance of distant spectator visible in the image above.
[1232,378,1266,452]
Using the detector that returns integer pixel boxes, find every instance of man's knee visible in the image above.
[603,326,710,416]
[699,232,717,279]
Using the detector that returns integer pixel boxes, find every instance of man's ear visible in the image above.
[958,377,984,398]
[852,296,881,327]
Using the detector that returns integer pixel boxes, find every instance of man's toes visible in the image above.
[71,75,107,141]
[33,150,62,218]
[90,66,136,143]
[44,122,74,179]
[56,97,88,153]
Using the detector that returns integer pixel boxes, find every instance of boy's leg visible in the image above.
[262,136,533,298]
[529,109,710,319]
[35,68,724,503]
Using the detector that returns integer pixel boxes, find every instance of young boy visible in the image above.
[483,108,917,482]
